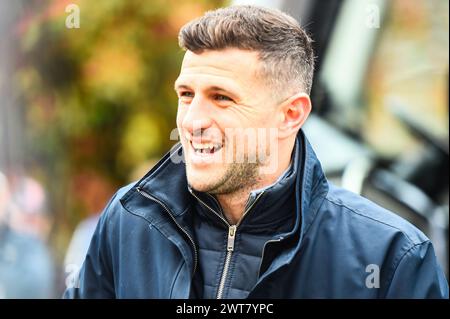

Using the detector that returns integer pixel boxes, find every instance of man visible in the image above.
[64,5,448,298]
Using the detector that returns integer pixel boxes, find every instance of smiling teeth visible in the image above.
[191,141,222,153]
[192,142,214,150]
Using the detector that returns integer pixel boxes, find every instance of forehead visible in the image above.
[175,49,263,91]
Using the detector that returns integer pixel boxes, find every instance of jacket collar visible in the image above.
[120,143,192,226]
[254,130,329,283]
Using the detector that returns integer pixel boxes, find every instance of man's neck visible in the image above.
[216,187,254,225]
[216,140,295,225]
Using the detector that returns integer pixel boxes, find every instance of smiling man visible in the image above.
[64,5,448,299]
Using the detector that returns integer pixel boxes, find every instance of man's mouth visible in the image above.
[190,141,223,155]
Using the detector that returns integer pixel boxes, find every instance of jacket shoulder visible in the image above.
[101,182,137,219]
[324,183,429,246]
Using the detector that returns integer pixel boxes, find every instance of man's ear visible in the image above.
[278,92,312,139]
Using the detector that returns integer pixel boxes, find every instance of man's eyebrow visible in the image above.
[174,83,191,91]
[174,83,240,97]
[209,86,233,93]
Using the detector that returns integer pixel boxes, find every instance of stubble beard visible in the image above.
[206,161,260,195]
[187,154,263,196]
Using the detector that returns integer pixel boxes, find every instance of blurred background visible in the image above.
[0,0,448,298]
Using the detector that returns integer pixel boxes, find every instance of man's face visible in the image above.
[175,49,280,194]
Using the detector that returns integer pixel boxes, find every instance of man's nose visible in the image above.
[181,95,213,134]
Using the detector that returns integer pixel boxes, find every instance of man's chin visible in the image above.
[186,169,222,193]
[187,180,216,193]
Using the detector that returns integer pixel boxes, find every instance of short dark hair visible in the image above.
[178,5,315,97]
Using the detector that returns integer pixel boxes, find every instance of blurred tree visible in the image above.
[14,0,226,261]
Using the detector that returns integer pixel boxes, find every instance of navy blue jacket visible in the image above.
[64,131,449,298]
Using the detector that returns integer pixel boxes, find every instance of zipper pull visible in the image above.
[227,225,237,252]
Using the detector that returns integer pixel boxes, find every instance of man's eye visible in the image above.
[214,94,232,102]
[180,91,194,98]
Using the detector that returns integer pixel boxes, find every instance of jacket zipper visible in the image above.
[216,225,236,299]
[136,187,198,277]
[190,190,229,226]
[190,189,265,299]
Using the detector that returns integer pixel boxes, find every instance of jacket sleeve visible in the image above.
[385,241,449,298]
[63,194,118,299]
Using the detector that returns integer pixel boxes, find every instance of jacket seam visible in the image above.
[120,191,190,228]
[325,196,419,246]
[169,260,186,298]
[239,214,294,230]
[120,202,193,278]
[297,198,326,251]
[382,241,429,298]
[300,186,328,240]
[120,198,160,227]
